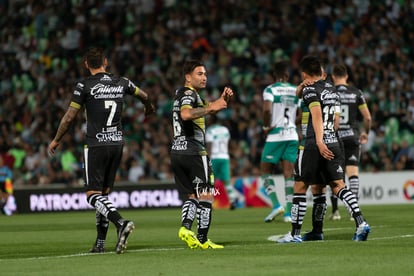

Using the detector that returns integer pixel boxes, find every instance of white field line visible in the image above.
[0,247,186,261]
[1,245,251,261]
[268,225,414,242]
[2,228,413,261]
[267,234,414,242]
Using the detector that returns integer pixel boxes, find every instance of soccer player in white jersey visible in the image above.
[206,115,238,209]
[261,61,299,223]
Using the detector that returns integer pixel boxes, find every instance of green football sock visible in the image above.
[284,177,294,215]
[262,174,280,208]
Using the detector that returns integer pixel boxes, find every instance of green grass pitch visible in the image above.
[1,204,413,275]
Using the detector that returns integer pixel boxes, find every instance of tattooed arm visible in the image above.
[181,87,233,121]
[48,106,79,156]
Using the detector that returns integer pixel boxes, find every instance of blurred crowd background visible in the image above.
[1,0,414,187]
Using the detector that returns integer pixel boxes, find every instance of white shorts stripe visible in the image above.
[201,155,208,183]
[297,149,303,176]
[83,147,89,185]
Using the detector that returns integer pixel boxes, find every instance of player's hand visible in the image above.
[221,86,233,103]
[144,102,155,116]
[48,140,59,157]
[359,132,368,144]
[316,142,334,160]
[208,97,228,113]
[262,126,273,137]
[296,80,315,97]
[262,128,269,137]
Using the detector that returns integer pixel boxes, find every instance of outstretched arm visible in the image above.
[181,100,226,120]
[181,87,233,121]
[48,106,79,156]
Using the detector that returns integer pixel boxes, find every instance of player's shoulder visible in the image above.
[284,82,297,89]
[336,84,359,92]
[302,85,317,99]
[337,85,365,102]
[74,80,85,90]
[349,85,363,95]
[176,87,196,96]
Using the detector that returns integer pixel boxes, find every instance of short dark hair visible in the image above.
[183,59,204,75]
[332,64,348,78]
[299,55,322,77]
[272,61,289,80]
[85,47,105,69]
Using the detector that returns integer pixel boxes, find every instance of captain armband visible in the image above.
[69,101,81,109]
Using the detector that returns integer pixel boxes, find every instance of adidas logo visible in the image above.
[349,155,358,161]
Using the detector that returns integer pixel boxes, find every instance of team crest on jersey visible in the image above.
[100,75,112,81]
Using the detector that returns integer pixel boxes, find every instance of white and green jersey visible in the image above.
[263,82,299,142]
[206,124,230,160]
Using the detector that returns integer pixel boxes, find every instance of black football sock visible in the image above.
[330,195,338,213]
[181,199,198,230]
[312,193,327,234]
[337,187,365,226]
[87,194,124,229]
[94,194,110,246]
[197,200,212,243]
[94,211,109,244]
[348,175,360,200]
[291,193,307,236]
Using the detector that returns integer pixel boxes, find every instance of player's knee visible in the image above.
[294,182,308,193]
[87,193,100,207]
[196,186,214,201]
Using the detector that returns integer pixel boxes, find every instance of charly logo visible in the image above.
[193,176,220,197]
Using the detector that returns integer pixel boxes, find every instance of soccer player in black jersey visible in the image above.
[294,66,333,241]
[278,56,370,243]
[331,63,372,220]
[48,47,155,254]
[171,60,233,249]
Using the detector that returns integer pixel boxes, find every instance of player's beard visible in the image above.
[196,82,206,90]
